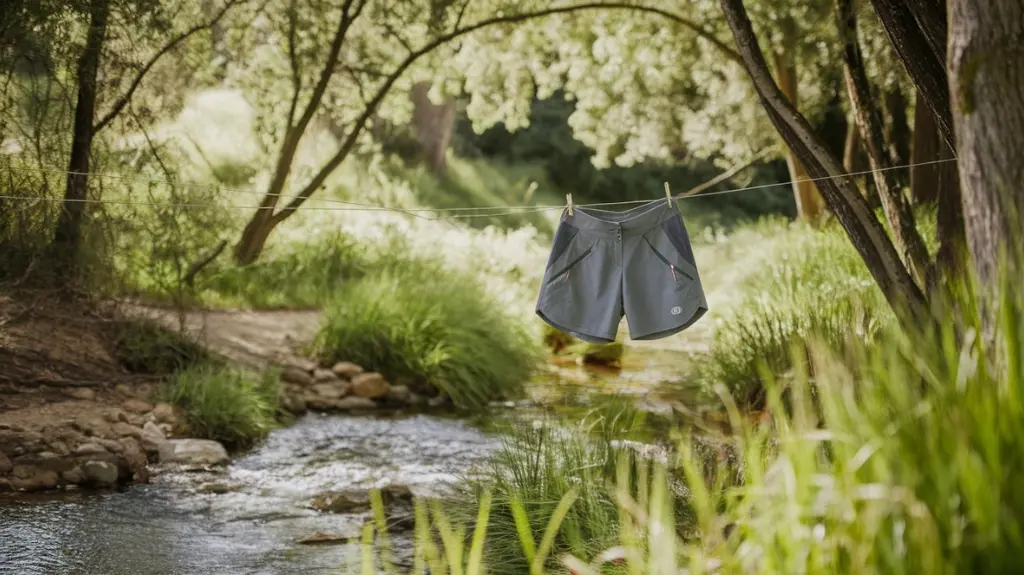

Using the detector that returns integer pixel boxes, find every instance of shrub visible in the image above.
[156,364,281,448]
[108,319,214,374]
[311,261,539,408]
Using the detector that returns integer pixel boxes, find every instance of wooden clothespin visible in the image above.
[664,182,673,207]
[566,193,574,216]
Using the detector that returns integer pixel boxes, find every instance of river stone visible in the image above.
[32,452,75,473]
[0,452,11,473]
[122,399,154,414]
[351,373,389,399]
[10,466,59,491]
[159,439,229,466]
[312,382,348,399]
[281,367,314,386]
[73,417,114,439]
[313,368,339,383]
[74,442,108,456]
[283,357,317,373]
[0,429,45,456]
[113,423,142,438]
[280,393,307,415]
[334,396,377,411]
[118,438,149,482]
[330,362,364,379]
[152,403,188,435]
[385,385,412,404]
[65,387,97,401]
[94,438,125,454]
[427,395,448,408]
[83,460,119,485]
[62,466,85,484]
[115,384,134,396]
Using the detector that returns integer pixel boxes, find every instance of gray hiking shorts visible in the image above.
[536,199,708,344]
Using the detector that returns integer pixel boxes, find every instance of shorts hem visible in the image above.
[629,301,708,341]
[536,308,617,344]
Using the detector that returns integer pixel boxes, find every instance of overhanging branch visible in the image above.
[92,0,247,134]
[272,1,740,219]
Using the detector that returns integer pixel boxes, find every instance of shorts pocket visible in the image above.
[643,233,694,291]
[546,244,594,285]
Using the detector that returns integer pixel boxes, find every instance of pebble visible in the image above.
[158,439,229,466]
[313,368,339,383]
[122,399,154,414]
[64,387,97,401]
[312,382,347,399]
[334,396,377,411]
[73,442,108,456]
[351,373,389,399]
[83,460,119,485]
[385,385,412,404]
[0,452,11,474]
[281,367,314,386]
[330,362,364,379]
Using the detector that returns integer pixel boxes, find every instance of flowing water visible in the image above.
[0,347,698,575]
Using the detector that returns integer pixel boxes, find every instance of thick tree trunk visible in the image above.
[52,0,109,273]
[836,0,932,290]
[869,0,956,152]
[948,0,1024,291]
[721,0,925,318]
[410,81,456,176]
[773,53,826,222]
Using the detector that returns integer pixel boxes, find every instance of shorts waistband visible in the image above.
[562,198,677,237]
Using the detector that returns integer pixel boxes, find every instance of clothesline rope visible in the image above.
[0,157,959,219]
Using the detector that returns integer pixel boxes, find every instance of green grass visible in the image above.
[310,260,540,409]
[689,218,895,406]
[156,363,282,448]
[357,279,1024,575]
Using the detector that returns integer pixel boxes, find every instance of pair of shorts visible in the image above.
[536,199,708,344]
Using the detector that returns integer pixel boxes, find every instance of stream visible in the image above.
[0,348,697,575]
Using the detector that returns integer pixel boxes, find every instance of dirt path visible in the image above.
[125,305,321,371]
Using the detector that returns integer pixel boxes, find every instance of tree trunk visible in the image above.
[836,0,932,290]
[910,97,941,203]
[883,85,910,168]
[773,53,826,222]
[868,0,956,152]
[843,113,860,172]
[948,0,1024,291]
[52,0,109,273]
[720,0,926,318]
[411,81,456,176]
[911,91,967,279]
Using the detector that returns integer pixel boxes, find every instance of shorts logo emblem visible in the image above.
[670,306,682,315]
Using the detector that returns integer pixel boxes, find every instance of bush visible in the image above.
[311,261,539,408]
[156,364,281,448]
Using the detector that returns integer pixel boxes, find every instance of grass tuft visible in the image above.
[310,261,539,409]
[156,363,281,448]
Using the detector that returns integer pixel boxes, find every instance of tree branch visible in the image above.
[92,0,247,134]
[682,148,772,197]
[284,0,301,129]
[271,2,741,219]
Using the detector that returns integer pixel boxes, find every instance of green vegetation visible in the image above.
[156,364,282,448]
[689,218,895,406]
[311,262,540,409]
[355,283,1024,574]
